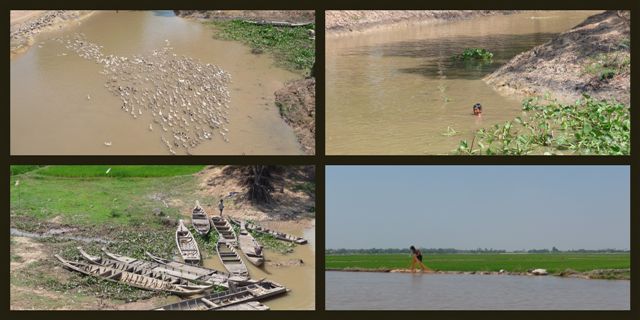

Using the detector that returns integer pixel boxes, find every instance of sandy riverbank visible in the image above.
[275,77,316,155]
[485,10,630,105]
[173,10,314,23]
[325,10,521,36]
[10,10,96,57]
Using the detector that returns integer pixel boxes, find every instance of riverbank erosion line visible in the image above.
[325,10,520,35]
[326,268,630,280]
[484,10,630,105]
[10,10,95,56]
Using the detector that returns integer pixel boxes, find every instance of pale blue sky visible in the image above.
[326,166,630,250]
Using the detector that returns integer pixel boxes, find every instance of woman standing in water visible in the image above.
[410,246,432,273]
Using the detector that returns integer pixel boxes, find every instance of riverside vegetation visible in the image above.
[10,165,314,309]
[457,96,630,155]
[209,19,317,154]
[326,253,630,279]
[210,20,315,75]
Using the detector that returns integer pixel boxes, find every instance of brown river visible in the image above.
[326,11,601,155]
[164,221,315,310]
[11,10,303,155]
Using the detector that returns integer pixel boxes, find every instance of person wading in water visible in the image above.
[410,246,432,273]
[218,199,224,216]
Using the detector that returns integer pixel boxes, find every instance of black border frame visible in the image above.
[3,0,637,319]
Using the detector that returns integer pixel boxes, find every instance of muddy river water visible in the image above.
[11,10,302,155]
[326,271,629,310]
[326,11,601,155]
[165,222,315,310]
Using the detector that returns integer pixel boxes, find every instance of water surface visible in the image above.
[11,10,302,155]
[326,11,601,154]
[163,223,315,310]
[326,271,629,310]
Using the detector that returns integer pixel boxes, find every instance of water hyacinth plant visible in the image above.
[457,96,630,155]
[453,48,494,60]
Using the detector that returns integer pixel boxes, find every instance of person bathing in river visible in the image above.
[473,103,482,116]
[410,246,432,273]
[218,199,224,216]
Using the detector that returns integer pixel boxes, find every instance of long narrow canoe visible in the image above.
[145,251,259,287]
[192,201,211,236]
[98,248,228,287]
[77,247,213,289]
[238,221,265,266]
[55,255,208,296]
[217,241,249,278]
[218,301,270,311]
[153,280,287,310]
[230,218,307,244]
[211,216,237,245]
[176,219,201,264]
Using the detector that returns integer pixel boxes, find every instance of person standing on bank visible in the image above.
[410,245,432,273]
[218,199,224,216]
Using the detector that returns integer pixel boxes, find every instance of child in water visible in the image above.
[473,103,482,116]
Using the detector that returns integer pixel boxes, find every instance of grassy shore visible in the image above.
[11,165,206,226]
[10,165,213,307]
[326,253,630,275]
[209,20,315,74]
[10,165,314,309]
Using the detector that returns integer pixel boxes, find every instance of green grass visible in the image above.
[210,20,315,74]
[32,165,205,178]
[457,96,630,155]
[583,51,630,81]
[326,253,630,274]
[10,166,206,226]
[11,165,44,176]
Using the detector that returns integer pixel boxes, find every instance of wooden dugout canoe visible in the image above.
[176,219,201,264]
[55,254,209,296]
[211,216,237,245]
[153,280,287,310]
[77,247,215,289]
[192,200,211,236]
[217,241,249,278]
[230,218,307,244]
[238,221,265,266]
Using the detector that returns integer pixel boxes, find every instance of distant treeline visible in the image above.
[326,247,630,255]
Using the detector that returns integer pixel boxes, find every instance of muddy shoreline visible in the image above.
[10,166,315,309]
[173,11,317,154]
[275,78,316,154]
[10,10,95,57]
[325,10,521,36]
[484,10,629,105]
[173,10,314,23]
[326,268,630,280]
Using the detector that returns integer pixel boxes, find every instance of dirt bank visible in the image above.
[196,165,315,223]
[325,10,520,35]
[485,10,630,105]
[326,268,630,280]
[275,78,316,154]
[174,11,316,155]
[10,10,95,56]
[174,10,314,23]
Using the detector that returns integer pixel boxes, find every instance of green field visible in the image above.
[10,165,207,226]
[326,253,630,274]
[32,165,205,177]
[10,165,44,175]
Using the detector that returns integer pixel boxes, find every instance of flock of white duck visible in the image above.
[56,33,232,155]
